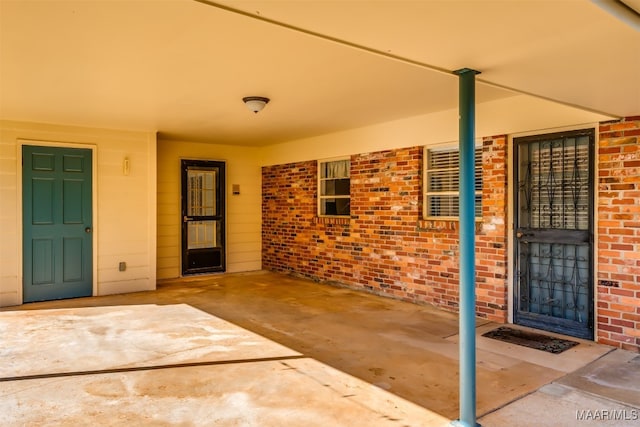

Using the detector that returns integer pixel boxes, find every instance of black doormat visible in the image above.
[482,326,579,354]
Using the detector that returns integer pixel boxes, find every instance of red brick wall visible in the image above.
[477,136,509,321]
[262,140,508,322]
[262,123,640,351]
[597,116,640,352]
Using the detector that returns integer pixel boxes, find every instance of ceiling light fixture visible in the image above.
[242,96,270,113]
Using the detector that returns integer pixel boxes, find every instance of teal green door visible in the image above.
[23,146,93,302]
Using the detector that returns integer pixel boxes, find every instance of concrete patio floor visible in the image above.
[1,270,638,426]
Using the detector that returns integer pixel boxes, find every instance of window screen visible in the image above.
[318,158,350,216]
[424,146,482,218]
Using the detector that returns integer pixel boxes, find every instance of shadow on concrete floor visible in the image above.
[2,271,635,426]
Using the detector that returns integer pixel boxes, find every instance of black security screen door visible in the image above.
[181,160,225,275]
[514,129,594,339]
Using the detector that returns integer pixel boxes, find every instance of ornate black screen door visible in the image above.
[514,129,594,339]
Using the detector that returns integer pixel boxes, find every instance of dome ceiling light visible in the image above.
[242,96,270,113]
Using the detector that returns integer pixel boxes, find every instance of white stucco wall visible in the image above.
[0,121,157,306]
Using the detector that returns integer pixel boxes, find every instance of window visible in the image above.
[423,145,482,219]
[318,158,350,216]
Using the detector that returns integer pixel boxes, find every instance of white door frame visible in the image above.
[17,139,98,302]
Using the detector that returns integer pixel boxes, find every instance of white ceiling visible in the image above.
[1,0,638,146]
